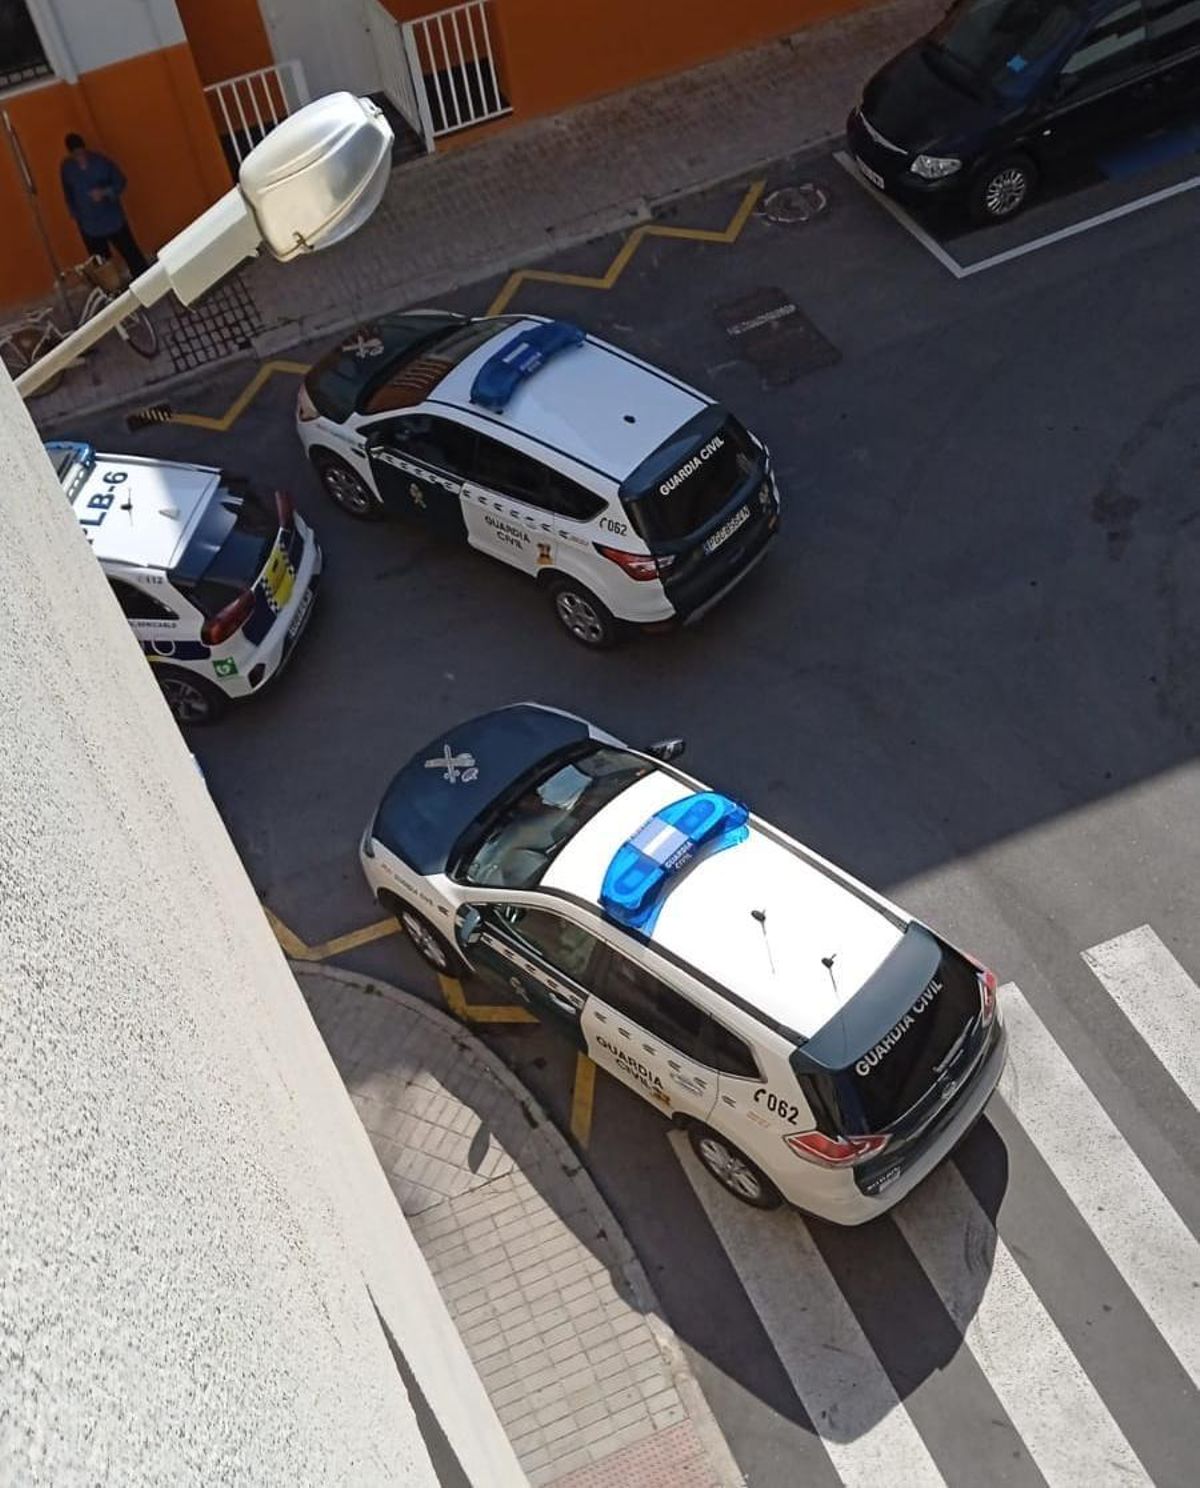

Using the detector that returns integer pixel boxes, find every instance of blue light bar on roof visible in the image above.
[600,792,749,933]
[470,319,585,412]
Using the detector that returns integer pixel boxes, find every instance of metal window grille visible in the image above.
[0,0,52,91]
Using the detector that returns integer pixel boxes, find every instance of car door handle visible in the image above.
[546,990,580,1016]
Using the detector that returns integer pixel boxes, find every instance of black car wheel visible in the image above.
[155,667,227,726]
[547,577,621,649]
[969,154,1038,225]
[380,894,461,976]
[312,450,385,521]
[688,1124,783,1209]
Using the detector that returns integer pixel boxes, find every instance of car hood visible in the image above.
[861,43,997,155]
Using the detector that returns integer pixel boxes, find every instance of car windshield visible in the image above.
[929,0,1083,98]
[457,747,653,889]
[621,415,761,546]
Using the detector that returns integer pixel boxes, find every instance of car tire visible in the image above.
[155,666,228,726]
[380,894,462,976]
[311,449,385,522]
[547,576,621,649]
[968,154,1038,225]
[688,1124,783,1209]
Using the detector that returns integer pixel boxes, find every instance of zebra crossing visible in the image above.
[672,924,1200,1488]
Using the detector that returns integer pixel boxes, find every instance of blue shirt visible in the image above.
[60,152,127,237]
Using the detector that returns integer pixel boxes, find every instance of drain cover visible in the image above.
[759,183,830,225]
[714,287,839,386]
[162,272,264,375]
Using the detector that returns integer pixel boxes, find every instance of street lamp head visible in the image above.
[239,93,393,261]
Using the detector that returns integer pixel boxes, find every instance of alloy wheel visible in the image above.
[984,167,1029,219]
[160,675,213,725]
[402,910,448,971]
[697,1135,765,1202]
[323,464,375,517]
[555,590,605,646]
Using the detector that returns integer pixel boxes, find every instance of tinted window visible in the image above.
[109,579,177,621]
[492,905,603,981]
[471,433,605,520]
[380,415,477,478]
[928,0,1084,97]
[304,313,464,422]
[622,415,760,545]
[170,488,276,617]
[1,1,51,90]
[1059,0,1146,83]
[598,954,759,1074]
[1144,0,1200,45]
[459,747,652,888]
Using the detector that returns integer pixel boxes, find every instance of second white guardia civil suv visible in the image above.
[358,704,1007,1225]
[296,312,779,647]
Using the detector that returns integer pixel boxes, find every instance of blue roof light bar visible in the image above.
[600,792,749,933]
[470,319,585,412]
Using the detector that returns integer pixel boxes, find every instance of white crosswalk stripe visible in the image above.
[1082,925,1200,1110]
[667,930,1200,1488]
[893,1160,1150,1487]
[997,983,1200,1386]
[670,1131,947,1488]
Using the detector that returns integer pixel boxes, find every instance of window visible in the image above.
[108,578,178,621]
[928,0,1084,99]
[1145,0,1200,49]
[1,2,51,91]
[381,415,477,479]
[492,905,603,982]
[597,952,760,1076]
[470,433,605,520]
[1058,1,1146,85]
[458,747,652,888]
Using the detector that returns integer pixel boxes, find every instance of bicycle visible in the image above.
[0,255,158,396]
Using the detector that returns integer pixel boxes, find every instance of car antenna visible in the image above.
[751,908,775,975]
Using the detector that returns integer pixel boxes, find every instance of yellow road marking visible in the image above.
[486,178,766,316]
[168,359,311,431]
[569,1053,597,1149]
[264,906,399,961]
[436,973,537,1024]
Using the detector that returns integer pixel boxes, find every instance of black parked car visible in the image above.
[847,0,1200,223]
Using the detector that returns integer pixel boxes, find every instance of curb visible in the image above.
[294,960,745,1488]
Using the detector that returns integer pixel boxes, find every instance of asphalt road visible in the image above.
[59,141,1200,1486]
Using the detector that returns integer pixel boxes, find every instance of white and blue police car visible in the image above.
[48,441,322,725]
[296,313,779,647]
[359,704,1007,1223]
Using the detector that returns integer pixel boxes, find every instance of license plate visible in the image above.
[262,541,297,610]
[856,156,886,192]
[704,504,751,555]
[288,586,313,638]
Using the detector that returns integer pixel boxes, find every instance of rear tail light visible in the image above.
[784,1130,891,1168]
[966,951,998,1025]
[594,543,676,581]
[296,384,320,422]
[201,589,255,646]
[275,489,294,529]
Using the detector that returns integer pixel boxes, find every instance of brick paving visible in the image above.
[297,965,743,1488]
[28,0,938,427]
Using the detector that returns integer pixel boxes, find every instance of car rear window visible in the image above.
[620,410,761,544]
[304,312,465,422]
[170,485,276,617]
[804,946,983,1134]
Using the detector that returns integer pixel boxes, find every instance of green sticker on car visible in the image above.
[213,657,238,678]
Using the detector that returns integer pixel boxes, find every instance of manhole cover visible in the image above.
[759,183,830,225]
[162,271,264,375]
[714,287,839,386]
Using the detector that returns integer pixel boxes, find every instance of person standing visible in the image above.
[59,133,149,277]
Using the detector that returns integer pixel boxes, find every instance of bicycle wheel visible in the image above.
[2,325,64,396]
[121,308,159,359]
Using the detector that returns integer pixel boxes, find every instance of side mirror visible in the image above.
[456,906,484,948]
[646,737,686,763]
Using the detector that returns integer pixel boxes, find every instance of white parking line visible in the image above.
[834,150,1200,279]
[670,1132,946,1488]
[894,1161,1150,1487]
[1082,925,1200,1109]
[997,984,1200,1385]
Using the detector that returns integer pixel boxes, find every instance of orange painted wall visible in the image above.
[175,0,273,85]
[1,44,229,310]
[494,0,868,119]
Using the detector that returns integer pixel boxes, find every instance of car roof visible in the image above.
[49,442,221,572]
[430,318,709,481]
[372,704,592,876]
[541,771,906,1038]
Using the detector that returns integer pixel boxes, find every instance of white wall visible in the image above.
[34,0,186,76]
[0,372,524,1486]
[257,0,383,100]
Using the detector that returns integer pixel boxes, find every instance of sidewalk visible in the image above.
[30,0,939,427]
[296,965,744,1488]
